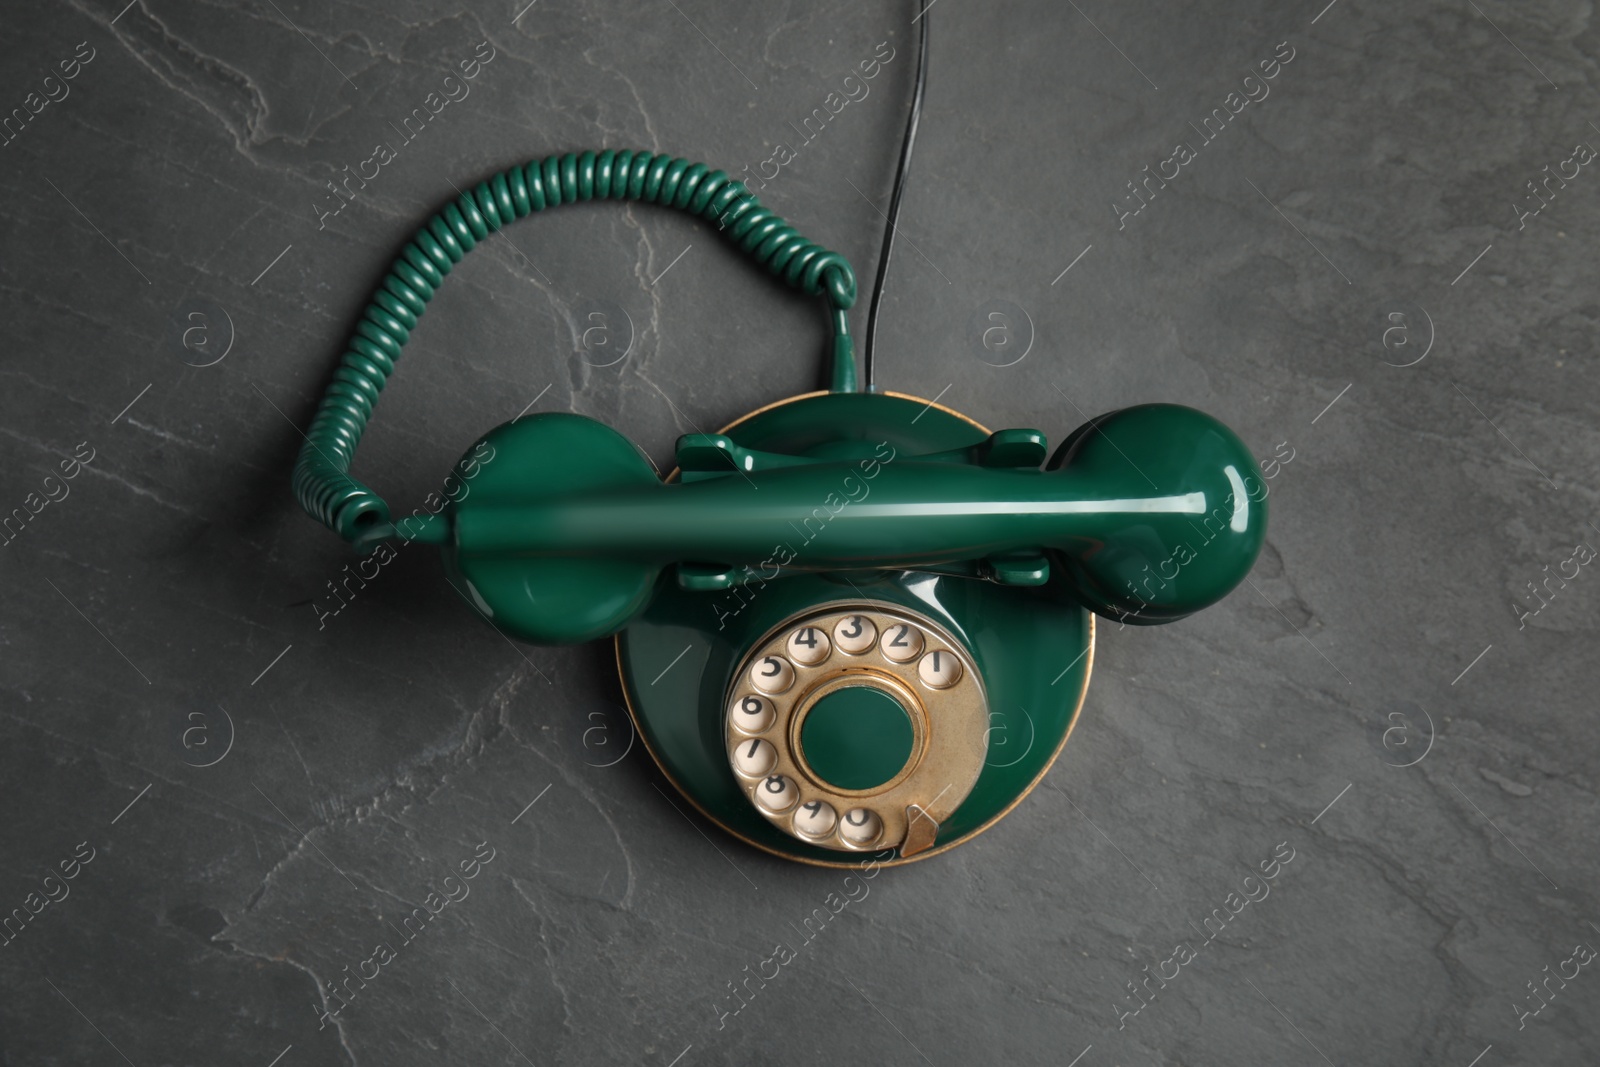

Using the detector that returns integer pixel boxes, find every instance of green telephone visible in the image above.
[291,144,1265,867]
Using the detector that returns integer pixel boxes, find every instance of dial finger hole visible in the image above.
[793,800,837,838]
[731,738,777,777]
[755,774,798,813]
[918,648,963,689]
[729,694,775,733]
[832,614,878,655]
[840,807,883,845]
[880,623,924,663]
[750,654,795,694]
[785,626,831,666]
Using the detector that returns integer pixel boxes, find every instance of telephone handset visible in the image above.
[292,150,1266,867]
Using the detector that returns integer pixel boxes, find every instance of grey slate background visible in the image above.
[2,0,1597,1063]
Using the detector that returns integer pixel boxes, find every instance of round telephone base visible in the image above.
[616,391,1094,868]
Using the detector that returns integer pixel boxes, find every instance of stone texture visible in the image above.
[1,0,1597,1064]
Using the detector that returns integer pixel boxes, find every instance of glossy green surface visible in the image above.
[442,399,1264,643]
[615,392,1094,866]
[1047,404,1269,624]
[441,412,661,645]
[799,686,915,790]
[292,151,860,544]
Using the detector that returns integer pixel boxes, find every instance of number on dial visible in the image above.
[833,614,877,654]
[840,807,883,845]
[918,648,962,688]
[750,655,795,693]
[733,738,777,777]
[786,626,830,666]
[793,800,837,837]
[730,694,774,733]
[880,623,924,663]
[756,774,798,812]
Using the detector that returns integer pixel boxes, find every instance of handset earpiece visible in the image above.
[1044,403,1267,624]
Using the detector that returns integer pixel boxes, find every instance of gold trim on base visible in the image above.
[613,391,1096,868]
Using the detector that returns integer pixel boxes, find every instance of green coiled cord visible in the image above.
[292,149,861,545]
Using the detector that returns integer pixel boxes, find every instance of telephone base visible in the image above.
[615,391,1094,867]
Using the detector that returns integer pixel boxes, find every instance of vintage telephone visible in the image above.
[292,29,1266,868]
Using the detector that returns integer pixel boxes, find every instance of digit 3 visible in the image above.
[833,613,877,654]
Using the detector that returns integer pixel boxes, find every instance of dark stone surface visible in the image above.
[2,0,1597,1064]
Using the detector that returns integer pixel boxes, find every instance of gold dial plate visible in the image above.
[724,603,989,853]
